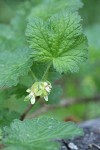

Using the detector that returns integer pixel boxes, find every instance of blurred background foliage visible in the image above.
[0,0,100,127]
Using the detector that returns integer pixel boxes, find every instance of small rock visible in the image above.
[62,146,68,150]
[68,142,78,150]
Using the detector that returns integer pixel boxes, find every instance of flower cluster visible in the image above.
[25,81,52,104]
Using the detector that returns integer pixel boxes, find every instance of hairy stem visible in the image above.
[30,69,37,81]
[42,62,51,80]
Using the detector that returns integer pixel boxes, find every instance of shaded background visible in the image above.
[0,0,100,127]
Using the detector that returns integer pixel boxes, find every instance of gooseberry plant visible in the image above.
[0,0,88,149]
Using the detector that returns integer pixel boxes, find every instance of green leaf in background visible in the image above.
[26,11,88,74]
[0,109,20,128]
[0,128,2,140]
[0,48,32,88]
[85,24,100,50]
[80,0,100,27]
[0,24,19,51]
[48,85,63,104]
[29,0,83,20]
[85,24,100,62]
[3,117,83,150]
[10,1,32,34]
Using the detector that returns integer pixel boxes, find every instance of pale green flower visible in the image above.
[25,81,52,104]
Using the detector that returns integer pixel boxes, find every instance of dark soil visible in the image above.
[60,119,100,150]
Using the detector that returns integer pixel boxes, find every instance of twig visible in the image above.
[92,143,100,149]
[25,95,100,119]
[20,104,33,121]
[20,96,41,121]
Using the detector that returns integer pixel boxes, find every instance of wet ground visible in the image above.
[60,119,100,150]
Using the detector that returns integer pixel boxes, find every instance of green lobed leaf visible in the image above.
[3,117,83,150]
[0,47,32,88]
[26,11,88,74]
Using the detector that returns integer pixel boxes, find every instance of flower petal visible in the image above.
[45,86,51,92]
[30,96,35,104]
[44,96,48,101]
[49,84,52,89]
[29,92,34,97]
[26,89,31,93]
